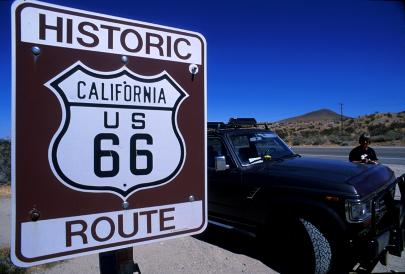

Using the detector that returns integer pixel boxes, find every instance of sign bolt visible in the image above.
[188,195,195,202]
[122,201,129,209]
[31,46,41,56]
[121,55,128,64]
[29,208,41,222]
[189,64,198,75]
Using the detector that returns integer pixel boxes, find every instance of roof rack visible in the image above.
[207,118,260,130]
[207,122,225,129]
[207,118,272,131]
[228,118,257,128]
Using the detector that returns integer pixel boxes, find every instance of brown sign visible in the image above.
[11,0,206,267]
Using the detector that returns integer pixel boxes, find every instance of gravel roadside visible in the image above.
[1,164,404,274]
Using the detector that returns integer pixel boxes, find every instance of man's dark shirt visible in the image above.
[349,146,378,162]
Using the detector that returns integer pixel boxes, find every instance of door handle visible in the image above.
[247,187,261,199]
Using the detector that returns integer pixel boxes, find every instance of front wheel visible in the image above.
[258,217,337,274]
[299,218,332,274]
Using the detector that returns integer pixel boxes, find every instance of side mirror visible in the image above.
[215,156,229,171]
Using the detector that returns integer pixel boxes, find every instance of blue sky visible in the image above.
[1,0,405,138]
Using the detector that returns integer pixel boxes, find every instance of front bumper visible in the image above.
[360,174,405,262]
[386,174,405,257]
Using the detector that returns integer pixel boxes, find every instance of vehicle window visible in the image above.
[230,133,293,165]
[207,138,233,168]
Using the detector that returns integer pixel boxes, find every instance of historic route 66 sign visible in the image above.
[12,0,206,267]
[46,61,188,198]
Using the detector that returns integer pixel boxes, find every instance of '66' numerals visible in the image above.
[94,112,152,177]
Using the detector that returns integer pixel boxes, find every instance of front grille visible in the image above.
[376,196,386,214]
[374,184,396,227]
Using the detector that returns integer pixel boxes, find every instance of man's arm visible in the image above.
[349,148,358,162]
[368,148,379,164]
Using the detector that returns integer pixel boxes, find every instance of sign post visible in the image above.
[11,0,206,267]
[99,247,140,274]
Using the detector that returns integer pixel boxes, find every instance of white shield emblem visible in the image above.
[45,61,188,199]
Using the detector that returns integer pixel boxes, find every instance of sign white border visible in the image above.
[11,0,207,267]
[20,5,202,64]
[20,201,203,261]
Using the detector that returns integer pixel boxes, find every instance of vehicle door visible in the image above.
[228,132,268,223]
[207,136,243,218]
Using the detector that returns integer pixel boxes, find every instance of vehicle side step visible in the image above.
[208,220,256,238]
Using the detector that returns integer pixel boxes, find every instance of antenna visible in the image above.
[339,103,344,135]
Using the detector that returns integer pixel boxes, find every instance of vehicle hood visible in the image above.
[244,157,395,198]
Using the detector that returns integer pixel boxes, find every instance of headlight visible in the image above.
[345,199,372,223]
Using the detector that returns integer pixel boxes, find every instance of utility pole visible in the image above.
[339,103,344,135]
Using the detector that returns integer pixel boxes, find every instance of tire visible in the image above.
[299,218,332,274]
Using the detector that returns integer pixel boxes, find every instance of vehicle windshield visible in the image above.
[230,132,294,165]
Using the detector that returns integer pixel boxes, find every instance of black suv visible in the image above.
[207,118,404,274]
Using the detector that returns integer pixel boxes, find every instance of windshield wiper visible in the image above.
[247,153,300,164]
[274,153,301,160]
[284,153,300,158]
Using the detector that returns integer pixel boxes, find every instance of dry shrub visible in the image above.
[0,185,11,197]
[0,247,25,274]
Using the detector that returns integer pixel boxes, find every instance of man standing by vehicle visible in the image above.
[349,133,379,164]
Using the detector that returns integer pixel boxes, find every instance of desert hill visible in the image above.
[278,108,350,123]
[269,109,405,146]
